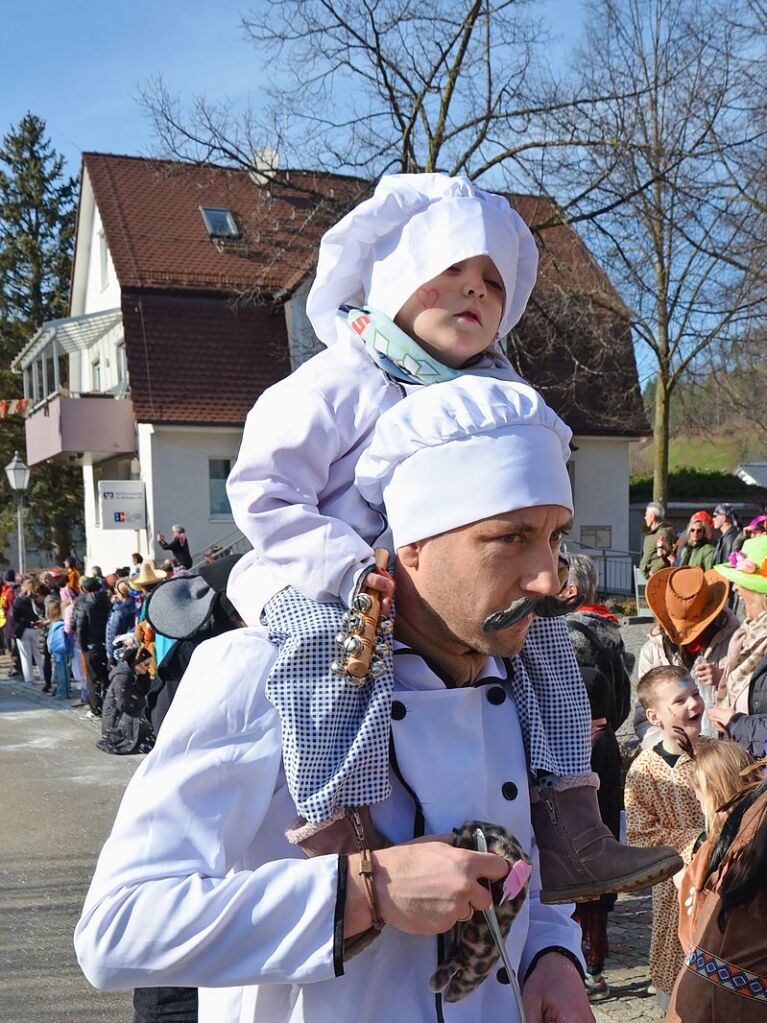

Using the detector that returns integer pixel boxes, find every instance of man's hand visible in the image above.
[345,837,509,937]
[708,705,736,732]
[156,532,165,543]
[522,952,594,1023]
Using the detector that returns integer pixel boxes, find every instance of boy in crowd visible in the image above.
[625,666,705,1011]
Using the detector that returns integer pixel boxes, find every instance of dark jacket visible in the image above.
[106,598,136,660]
[158,536,193,570]
[711,525,739,567]
[566,608,633,732]
[11,593,39,636]
[74,591,111,650]
[726,652,767,758]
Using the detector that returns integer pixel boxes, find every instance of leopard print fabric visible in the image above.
[428,820,532,1003]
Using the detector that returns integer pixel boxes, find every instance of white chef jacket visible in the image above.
[226,327,525,626]
[75,629,583,1022]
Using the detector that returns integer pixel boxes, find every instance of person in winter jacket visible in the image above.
[12,579,46,683]
[565,554,633,733]
[106,581,137,663]
[75,576,112,715]
[97,646,153,756]
[46,600,72,699]
[639,503,676,576]
[711,504,741,566]
[678,516,715,571]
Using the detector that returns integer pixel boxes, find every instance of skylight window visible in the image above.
[199,206,241,240]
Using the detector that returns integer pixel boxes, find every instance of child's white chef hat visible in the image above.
[355,375,572,548]
[306,173,539,348]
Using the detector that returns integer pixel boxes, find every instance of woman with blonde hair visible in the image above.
[689,738,754,840]
[666,737,766,1022]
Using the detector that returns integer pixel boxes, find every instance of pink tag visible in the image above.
[500,860,532,904]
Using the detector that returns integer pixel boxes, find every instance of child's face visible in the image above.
[645,676,704,742]
[394,255,505,368]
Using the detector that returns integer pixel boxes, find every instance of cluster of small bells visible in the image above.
[331,591,394,683]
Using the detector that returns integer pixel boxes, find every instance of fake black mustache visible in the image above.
[481,591,585,633]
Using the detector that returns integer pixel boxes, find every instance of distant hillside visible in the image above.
[630,431,765,476]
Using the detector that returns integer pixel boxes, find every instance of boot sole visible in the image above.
[540,851,683,904]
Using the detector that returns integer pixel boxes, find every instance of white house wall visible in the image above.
[570,437,630,551]
[82,203,120,314]
[83,425,245,571]
[147,426,243,566]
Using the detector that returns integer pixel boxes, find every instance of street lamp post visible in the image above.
[5,451,31,574]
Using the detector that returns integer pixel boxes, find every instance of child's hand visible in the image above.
[363,568,395,616]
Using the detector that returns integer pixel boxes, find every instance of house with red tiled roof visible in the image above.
[12,153,647,585]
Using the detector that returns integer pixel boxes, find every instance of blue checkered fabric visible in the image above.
[511,615,592,776]
[263,587,394,824]
[264,588,591,825]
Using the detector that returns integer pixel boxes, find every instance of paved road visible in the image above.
[0,622,660,1023]
[0,674,136,1023]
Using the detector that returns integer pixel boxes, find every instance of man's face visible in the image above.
[713,511,728,532]
[644,507,657,528]
[396,504,572,658]
[645,676,704,742]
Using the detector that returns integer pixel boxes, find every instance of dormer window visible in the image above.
[199,206,241,240]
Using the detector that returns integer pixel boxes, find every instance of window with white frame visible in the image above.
[209,458,234,517]
[91,357,101,392]
[199,206,241,240]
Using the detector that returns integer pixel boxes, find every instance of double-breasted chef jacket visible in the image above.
[75,628,583,1022]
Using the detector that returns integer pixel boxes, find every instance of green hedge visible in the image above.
[630,468,767,503]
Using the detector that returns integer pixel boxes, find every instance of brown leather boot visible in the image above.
[531,778,682,904]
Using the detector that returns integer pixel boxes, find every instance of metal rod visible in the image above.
[16,493,25,575]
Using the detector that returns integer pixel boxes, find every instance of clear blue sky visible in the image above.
[1,0,585,178]
[1,0,269,176]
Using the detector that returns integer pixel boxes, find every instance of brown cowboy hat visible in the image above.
[646,566,730,647]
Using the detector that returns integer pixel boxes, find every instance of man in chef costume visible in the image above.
[75,376,595,1023]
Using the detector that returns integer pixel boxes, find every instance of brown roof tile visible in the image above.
[121,292,290,425]
[84,153,369,296]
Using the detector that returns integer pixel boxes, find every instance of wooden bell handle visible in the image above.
[345,548,390,679]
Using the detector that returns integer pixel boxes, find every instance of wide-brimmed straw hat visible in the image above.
[132,559,167,589]
[714,535,767,595]
[646,566,730,646]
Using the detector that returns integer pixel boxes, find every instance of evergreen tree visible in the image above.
[0,113,82,562]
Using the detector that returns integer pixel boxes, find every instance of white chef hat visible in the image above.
[355,376,573,548]
[306,173,539,348]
